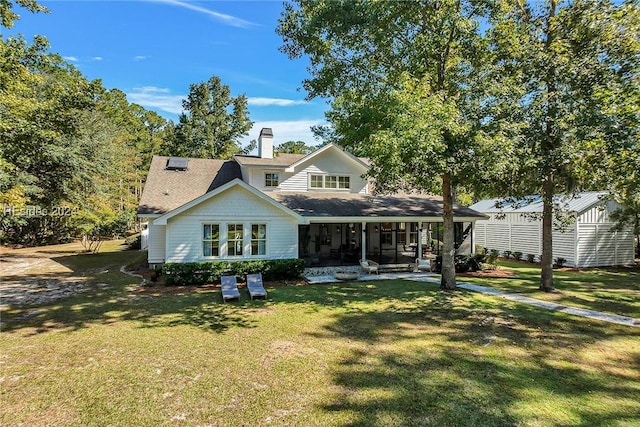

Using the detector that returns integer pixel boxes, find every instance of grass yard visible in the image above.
[460,260,640,318]
[1,243,639,426]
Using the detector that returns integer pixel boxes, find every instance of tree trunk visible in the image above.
[540,174,555,291]
[440,172,457,290]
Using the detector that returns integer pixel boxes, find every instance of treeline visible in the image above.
[0,27,261,246]
[0,27,312,247]
[0,34,170,245]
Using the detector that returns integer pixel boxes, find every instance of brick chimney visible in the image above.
[258,128,273,159]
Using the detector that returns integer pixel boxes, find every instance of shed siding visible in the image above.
[511,224,540,255]
[552,225,576,266]
[164,186,298,263]
[578,206,608,224]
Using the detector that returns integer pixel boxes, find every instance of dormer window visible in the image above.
[265,173,279,187]
[309,174,351,190]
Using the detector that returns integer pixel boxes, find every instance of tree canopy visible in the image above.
[163,75,253,159]
[485,0,640,290]
[278,0,501,289]
[275,140,316,155]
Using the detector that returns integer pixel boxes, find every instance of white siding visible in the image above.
[164,186,298,263]
[577,224,598,267]
[147,222,166,264]
[552,225,576,266]
[512,223,541,255]
[246,169,295,191]
[279,150,368,194]
[578,205,609,224]
[577,223,635,267]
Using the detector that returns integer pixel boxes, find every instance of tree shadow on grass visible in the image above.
[304,281,640,426]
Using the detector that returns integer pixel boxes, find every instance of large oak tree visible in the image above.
[278,0,501,289]
[487,0,639,290]
[165,75,253,159]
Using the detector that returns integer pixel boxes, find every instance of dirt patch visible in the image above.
[457,269,515,279]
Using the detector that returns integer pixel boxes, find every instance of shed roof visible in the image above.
[469,191,609,214]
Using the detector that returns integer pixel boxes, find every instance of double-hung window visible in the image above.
[310,175,324,189]
[251,224,267,255]
[203,224,220,257]
[265,173,279,188]
[338,176,350,189]
[227,223,244,256]
[309,174,351,190]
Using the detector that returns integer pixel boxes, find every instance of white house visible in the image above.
[138,128,487,267]
[470,192,635,267]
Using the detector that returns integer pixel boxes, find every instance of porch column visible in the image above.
[361,221,367,261]
[417,222,422,259]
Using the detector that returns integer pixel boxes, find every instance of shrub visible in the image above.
[161,259,306,286]
[434,254,486,274]
[554,257,567,268]
[526,254,536,263]
[149,266,162,282]
[512,251,523,261]
[503,250,512,259]
[486,250,499,269]
[124,234,141,250]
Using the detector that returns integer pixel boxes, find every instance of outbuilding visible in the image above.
[470,191,635,268]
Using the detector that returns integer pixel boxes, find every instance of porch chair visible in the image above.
[246,273,268,300]
[221,275,241,302]
[359,259,380,275]
[415,257,433,273]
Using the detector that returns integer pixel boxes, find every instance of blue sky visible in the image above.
[4,0,328,148]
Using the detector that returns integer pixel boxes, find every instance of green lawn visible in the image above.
[1,245,639,426]
[459,260,640,318]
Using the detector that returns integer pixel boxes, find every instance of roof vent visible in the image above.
[166,157,188,171]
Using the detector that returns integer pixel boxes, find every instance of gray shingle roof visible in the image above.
[270,192,486,219]
[138,155,485,220]
[233,153,306,168]
[137,156,241,215]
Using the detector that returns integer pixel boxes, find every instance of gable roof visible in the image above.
[284,143,369,172]
[153,178,303,225]
[271,192,487,220]
[469,191,610,215]
[137,156,242,215]
[233,143,369,171]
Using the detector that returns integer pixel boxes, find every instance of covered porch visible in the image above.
[298,220,474,267]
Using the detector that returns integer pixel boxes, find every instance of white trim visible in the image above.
[303,216,485,223]
[154,178,303,225]
[285,143,369,173]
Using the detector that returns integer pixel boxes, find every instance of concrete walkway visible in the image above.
[305,272,640,327]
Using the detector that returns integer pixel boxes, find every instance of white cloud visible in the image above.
[126,86,184,115]
[248,97,308,107]
[241,119,327,149]
[134,55,148,61]
[92,56,103,61]
[63,56,79,62]
[152,0,256,28]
